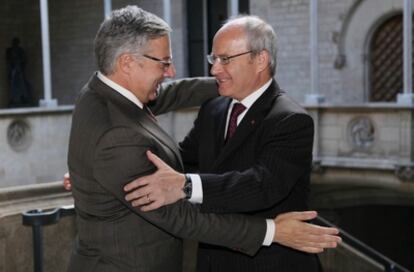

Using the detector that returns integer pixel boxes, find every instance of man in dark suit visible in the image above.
[124,15,334,271]
[68,6,339,272]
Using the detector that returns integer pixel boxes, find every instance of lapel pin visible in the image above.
[251,120,255,125]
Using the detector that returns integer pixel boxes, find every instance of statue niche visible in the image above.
[6,37,33,107]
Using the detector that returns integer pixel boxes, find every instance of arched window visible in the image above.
[369,14,413,102]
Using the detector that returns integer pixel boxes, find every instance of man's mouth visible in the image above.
[216,78,229,84]
[155,82,163,96]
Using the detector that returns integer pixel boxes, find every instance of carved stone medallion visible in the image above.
[7,119,32,152]
[348,116,375,151]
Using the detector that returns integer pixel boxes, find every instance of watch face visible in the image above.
[183,175,192,199]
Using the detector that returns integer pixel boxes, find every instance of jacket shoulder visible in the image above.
[270,92,309,117]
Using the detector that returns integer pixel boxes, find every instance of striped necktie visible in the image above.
[226,103,246,140]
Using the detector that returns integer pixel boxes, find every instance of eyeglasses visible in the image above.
[206,51,252,65]
[142,54,173,70]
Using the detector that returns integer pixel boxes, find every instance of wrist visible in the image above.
[182,174,192,199]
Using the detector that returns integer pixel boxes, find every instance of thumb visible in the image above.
[146,150,172,170]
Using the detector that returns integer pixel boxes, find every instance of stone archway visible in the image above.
[334,0,409,102]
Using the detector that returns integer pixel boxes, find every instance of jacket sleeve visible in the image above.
[92,126,266,256]
[148,77,218,115]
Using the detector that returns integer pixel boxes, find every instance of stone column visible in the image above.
[39,0,57,107]
[397,0,414,105]
[104,0,112,18]
[228,0,238,17]
[306,0,325,105]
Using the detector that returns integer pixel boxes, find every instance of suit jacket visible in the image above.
[67,73,267,272]
[180,80,320,272]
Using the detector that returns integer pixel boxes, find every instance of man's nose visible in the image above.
[164,63,176,78]
[210,61,223,76]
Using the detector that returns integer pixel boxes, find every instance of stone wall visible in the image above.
[1,0,413,107]
[48,0,102,105]
[0,105,198,188]
[250,0,410,104]
[308,103,414,185]
[0,107,73,188]
[0,0,187,108]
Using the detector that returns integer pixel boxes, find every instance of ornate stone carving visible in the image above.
[348,116,375,151]
[395,164,414,182]
[7,119,32,152]
[312,159,324,174]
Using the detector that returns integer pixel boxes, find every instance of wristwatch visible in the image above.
[183,174,192,199]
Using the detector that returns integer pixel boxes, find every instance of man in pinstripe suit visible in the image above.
[125,15,338,271]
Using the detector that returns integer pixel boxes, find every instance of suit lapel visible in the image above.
[213,81,281,169]
[90,74,184,170]
[215,98,232,150]
[137,116,184,170]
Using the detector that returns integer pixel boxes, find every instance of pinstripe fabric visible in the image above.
[180,80,321,272]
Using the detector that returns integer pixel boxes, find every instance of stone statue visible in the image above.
[6,37,32,107]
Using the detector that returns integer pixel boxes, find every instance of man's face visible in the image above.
[129,35,175,103]
[210,26,261,101]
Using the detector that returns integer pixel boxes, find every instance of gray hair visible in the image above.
[224,15,278,76]
[94,5,171,75]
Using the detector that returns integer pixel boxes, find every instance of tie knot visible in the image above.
[231,103,246,117]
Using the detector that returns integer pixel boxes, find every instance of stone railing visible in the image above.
[0,181,74,272]
[0,106,200,189]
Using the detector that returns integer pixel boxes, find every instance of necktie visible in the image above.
[226,103,246,140]
[144,105,157,122]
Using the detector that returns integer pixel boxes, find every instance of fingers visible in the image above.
[140,200,163,212]
[124,177,148,192]
[127,191,163,211]
[273,212,342,252]
[304,223,340,236]
[125,186,150,202]
[63,172,72,191]
[300,233,341,248]
[63,179,72,190]
[146,150,172,170]
[297,247,324,254]
[278,211,318,221]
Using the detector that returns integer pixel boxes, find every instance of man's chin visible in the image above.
[148,92,158,101]
[218,88,231,97]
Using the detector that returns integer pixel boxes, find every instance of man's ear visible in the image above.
[117,53,135,74]
[256,50,270,73]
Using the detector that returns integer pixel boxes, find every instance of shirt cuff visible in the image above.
[262,219,275,246]
[188,174,203,203]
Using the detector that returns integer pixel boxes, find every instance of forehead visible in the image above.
[144,35,171,54]
[212,25,248,54]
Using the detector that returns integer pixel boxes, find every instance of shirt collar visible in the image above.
[97,71,144,109]
[230,79,272,110]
